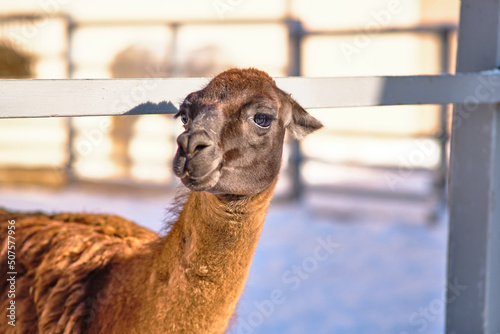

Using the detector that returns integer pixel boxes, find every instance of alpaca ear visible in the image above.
[284,95,323,140]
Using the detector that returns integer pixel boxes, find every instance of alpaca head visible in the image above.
[173,68,323,195]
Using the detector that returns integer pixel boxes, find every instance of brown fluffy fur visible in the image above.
[0,210,156,333]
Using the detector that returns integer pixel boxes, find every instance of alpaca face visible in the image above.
[173,68,322,195]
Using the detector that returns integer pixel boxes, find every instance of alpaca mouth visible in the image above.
[178,166,222,192]
[173,153,222,191]
[180,170,220,191]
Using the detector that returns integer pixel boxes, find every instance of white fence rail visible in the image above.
[1,72,500,118]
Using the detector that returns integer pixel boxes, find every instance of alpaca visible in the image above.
[0,68,323,333]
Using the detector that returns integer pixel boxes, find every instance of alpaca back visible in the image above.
[0,209,157,333]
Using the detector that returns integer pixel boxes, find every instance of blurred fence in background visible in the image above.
[0,13,457,222]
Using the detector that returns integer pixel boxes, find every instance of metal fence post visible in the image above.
[446,1,500,333]
[432,28,451,222]
[286,18,305,200]
[65,16,75,183]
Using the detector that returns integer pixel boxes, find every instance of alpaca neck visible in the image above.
[90,182,276,333]
[152,180,277,333]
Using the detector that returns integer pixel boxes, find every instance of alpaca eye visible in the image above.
[253,114,272,128]
[180,111,189,124]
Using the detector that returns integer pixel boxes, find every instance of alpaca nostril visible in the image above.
[193,144,209,153]
[189,141,211,156]
[177,131,213,157]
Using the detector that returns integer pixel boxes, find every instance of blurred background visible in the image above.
[0,1,459,333]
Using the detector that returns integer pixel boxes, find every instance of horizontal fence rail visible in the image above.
[1,70,500,118]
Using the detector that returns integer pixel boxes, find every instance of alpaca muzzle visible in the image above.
[173,130,222,191]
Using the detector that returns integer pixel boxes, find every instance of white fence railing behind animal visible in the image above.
[1,72,500,118]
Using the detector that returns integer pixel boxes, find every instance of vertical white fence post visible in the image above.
[446,0,500,333]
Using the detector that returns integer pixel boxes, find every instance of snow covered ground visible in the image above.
[0,184,448,334]
[233,203,447,334]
